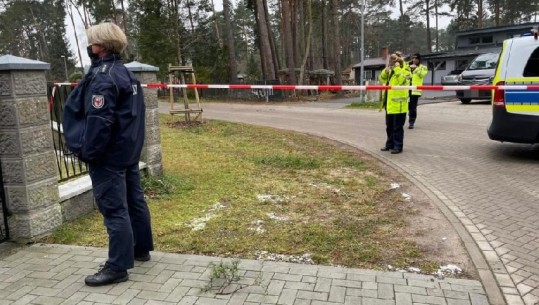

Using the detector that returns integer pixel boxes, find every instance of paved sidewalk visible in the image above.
[0,244,487,305]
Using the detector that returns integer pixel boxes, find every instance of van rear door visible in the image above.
[501,38,539,115]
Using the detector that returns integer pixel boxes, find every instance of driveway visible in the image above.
[161,98,539,305]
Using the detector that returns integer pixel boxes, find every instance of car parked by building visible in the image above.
[487,31,539,144]
[441,69,463,86]
[456,52,500,104]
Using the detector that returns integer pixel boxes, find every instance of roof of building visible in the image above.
[309,69,334,76]
[352,57,386,69]
[422,47,502,60]
[456,22,539,36]
[125,61,159,72]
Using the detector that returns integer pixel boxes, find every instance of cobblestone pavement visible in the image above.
[184,99,538,305]
[0,243,488,305]
[0,98,535,305]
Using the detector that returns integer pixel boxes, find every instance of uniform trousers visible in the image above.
[89,163,154,271]
[385,112,407,150]
[408,95,420,125]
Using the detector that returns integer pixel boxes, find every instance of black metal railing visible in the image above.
[0,159,9,243]
[47,84,88,182]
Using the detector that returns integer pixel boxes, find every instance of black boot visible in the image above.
[85,264,128,287]
[135,252,151,262]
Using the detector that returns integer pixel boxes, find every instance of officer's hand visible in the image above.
[385,67,390,73]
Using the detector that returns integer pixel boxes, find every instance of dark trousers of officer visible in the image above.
[408,95,420,125]
[385,112,407,150]
[89,163,154,272]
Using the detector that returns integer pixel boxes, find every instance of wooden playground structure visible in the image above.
[168,64,203,122]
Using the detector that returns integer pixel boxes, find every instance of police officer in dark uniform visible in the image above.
[62,22,154,287]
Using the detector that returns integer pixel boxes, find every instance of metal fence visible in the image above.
[0,159,9,243]
[47,84,88,182]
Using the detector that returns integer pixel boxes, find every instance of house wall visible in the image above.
[457,25,539,50]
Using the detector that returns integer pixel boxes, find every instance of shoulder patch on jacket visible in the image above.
[92,95,105,108]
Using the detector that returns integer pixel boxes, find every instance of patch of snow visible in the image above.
[257,194,289,204]
[390,182,400,190]
[434,264,463,279]
[186,202,226,231]
[309,182,342,194]
[255,251,314,264]
[401,193,411,201]
[440,264,462,274]
[407,267,421,273]
[188,215,214,231]
[249,220,266,233]
[267,212,288,221]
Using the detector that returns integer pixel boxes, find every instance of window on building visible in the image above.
[428,61,446,71]
[469,36,493,45]
[481,36,493,43]
[469,37,480,44]
[364,70,373,80]
[523,47,539,77]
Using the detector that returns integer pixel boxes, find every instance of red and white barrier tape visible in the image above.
[53,83,539,91]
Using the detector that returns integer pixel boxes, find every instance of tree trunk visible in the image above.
[477,0,483,28]
[264,0,280,77]
[435,0,439,51]
[331,0,341,85]
[299,0,312,86]
[173,0,182,64]
[399,0,405,29]
[494,0,500,26]
[223,0,238,83]
[322,0,329,69]
[282,0,296,84]
[211,0,223,48]
[29,6,49,60]
[255,0,275,80]
[66,1,84,71]
[186,1,195,34]
[119,0,128,34]
[291,0,298,66]
[110,0,118,24]
[426,0,432,53]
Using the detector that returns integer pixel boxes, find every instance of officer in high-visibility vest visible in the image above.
[408,53,428,129]
[379,54,411,154]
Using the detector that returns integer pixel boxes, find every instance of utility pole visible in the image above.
[61,55,68,81]
[360,0,366,101]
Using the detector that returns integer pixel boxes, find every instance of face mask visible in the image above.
[87,45,99,60]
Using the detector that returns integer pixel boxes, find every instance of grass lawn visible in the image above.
[42,114,436,271]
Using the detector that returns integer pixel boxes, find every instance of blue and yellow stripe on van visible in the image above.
[504,78,539,113]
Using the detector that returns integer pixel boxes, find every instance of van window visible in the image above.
[523,47,539,77]
[467,53,499,70]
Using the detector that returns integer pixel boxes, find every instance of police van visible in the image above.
[487,30,539,144]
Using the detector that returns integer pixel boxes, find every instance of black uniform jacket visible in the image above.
[62,54,145,169]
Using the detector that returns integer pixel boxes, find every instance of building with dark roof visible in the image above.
[353,22,539,85]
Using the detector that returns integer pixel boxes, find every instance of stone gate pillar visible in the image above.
[125,61,163,176]
[0,55,62,242]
